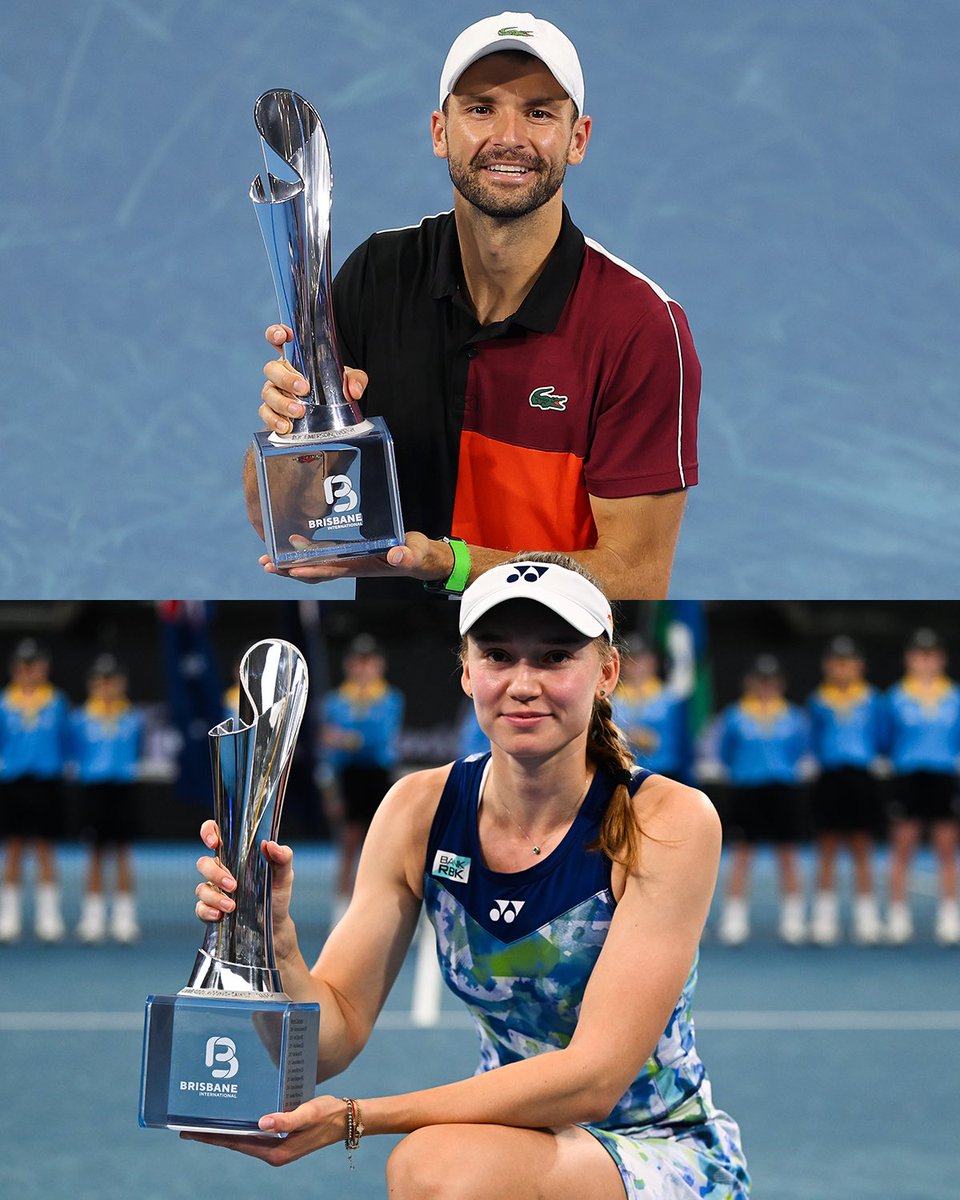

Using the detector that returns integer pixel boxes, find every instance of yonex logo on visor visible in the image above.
[459,560,613,640]
[506,564,548,583]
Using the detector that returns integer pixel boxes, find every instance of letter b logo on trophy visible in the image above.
[139,640,320,1135]
[249,90,405,567]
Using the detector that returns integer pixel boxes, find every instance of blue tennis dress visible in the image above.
[424,755,750,1198]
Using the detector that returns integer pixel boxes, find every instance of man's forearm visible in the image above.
[462,540,672,600]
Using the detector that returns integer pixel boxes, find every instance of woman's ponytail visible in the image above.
[587,688,644,870]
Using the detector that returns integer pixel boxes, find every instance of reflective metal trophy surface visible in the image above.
[250,89,405,567]
[139,640,320,1135]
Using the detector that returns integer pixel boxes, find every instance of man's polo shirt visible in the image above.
[333,206,700,550]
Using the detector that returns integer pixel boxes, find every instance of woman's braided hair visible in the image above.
[463,551,644,870]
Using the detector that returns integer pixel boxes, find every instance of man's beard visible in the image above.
[448,151,567,219]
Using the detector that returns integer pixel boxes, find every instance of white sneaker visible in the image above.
[934,901,960,947]
[810,892,840,946]
[77,894,107,944]
[886,902,913,945]
[852,895,882,946]
[110,893,140,944]
[779,895,807,945]
[717,898,749,946]
[34,884,66,943]
[0,885,22,944]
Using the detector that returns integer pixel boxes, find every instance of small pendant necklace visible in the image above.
[499,776,591,855]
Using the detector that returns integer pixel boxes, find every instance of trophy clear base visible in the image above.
[254,415,404,567]
[139,993,320,1136]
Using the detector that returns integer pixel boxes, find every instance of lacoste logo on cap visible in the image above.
[529,386,568,412]
[498,26,533,37]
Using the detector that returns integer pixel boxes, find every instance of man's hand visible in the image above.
[258,531,455,583]
[261,324,368,435]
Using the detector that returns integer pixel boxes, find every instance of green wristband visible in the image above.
[423,537,471,596]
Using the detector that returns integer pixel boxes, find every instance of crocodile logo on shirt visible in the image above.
[529,386,568,412]
[498,26,533,37]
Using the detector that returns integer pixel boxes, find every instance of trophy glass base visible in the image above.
[139,993,320,1136]
[254,415,404,568]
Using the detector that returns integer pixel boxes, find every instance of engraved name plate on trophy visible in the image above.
[139,640,319,1135]
[249,89,404,567]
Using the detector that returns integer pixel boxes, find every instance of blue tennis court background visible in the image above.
[2,0,958,598]
[1,844,956,1199]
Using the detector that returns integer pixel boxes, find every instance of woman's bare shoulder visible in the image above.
[632,773,722,852]
[368,762,457,844]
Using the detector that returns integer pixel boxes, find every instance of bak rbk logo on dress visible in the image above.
[529,386,568,412]
[432,850,471,882]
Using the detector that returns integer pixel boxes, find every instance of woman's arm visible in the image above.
[193,777,722,1165]
[363,777,722,1129]
[194,765,448,1081]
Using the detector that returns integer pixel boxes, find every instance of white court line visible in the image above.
[2,1010,960,1032]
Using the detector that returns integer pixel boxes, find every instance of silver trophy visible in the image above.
[249,90,404,567]
[139,639,320,1136]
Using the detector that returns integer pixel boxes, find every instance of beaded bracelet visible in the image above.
[340,1097,364,1166]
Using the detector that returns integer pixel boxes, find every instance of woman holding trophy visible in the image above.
[186,555,749,1199]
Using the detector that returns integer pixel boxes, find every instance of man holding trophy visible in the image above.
[244,12,701,600]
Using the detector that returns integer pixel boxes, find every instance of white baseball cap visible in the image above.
[459,561,613,640]
[439,12,585,115]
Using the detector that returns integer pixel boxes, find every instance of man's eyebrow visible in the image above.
[454,91,568,106]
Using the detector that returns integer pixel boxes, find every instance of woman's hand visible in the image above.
[179,1094,349,1166]
[194,820,298,959]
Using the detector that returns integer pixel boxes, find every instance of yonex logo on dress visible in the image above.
[506,565,548,583]
[489,899,525,923]
[529,386,568,412]
[432,850,471,882]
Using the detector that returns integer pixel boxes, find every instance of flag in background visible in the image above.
[651,600,713,784]
[156,601,223,804]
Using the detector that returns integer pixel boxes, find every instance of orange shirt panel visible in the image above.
[451,430,598,551]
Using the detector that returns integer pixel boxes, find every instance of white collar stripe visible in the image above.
[584,237,687,488]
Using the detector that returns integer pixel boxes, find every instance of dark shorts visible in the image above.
[889,771,959,824]
[813,766,883,836]
[725,783,805,845]
[0,776,65,840]
[78,781,140,846]
[338,764,391,827]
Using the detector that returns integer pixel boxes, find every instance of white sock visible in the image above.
[0,885,22,937]
[77,893,107,940]
[852,894,881,941]
[35,883,62,921]
[110,892,139,941]
[811,891,839,942]
[35,883,65,940]
[781,893,806,923]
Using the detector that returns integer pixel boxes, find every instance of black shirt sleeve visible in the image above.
[332,238,372,373]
